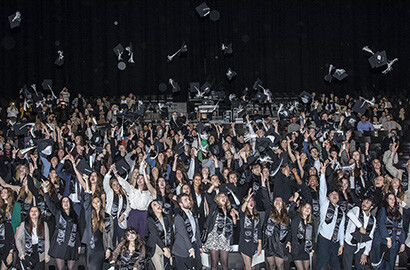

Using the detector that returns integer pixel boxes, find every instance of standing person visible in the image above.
[103,166,131,246]
[316,164,345,270]
[262,192,292,270]
[342,198,376,270]
[147,201,173,270]
[82,177,113,270]
[16,206,50,270]
[109,227,146,270]
[371,193,406,270]
[117,162,156,240]
[172,193,203,270]
[0,211,14,270]
[239,188,262,270]
[203,192,238,270]
[42,181,80,270]
[289,200,315,270]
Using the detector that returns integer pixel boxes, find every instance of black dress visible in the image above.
[238,208,262,257]
[86,228,105,270]
[45,193,80,260]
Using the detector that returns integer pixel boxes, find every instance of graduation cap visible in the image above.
[41,79,53,91]
[255,91,266,104]
[14,122,35,136]
[226,68,237,80]
[221,43,233,54]
[299,91,312,104]
[76,159,93,176]
[324,64,334,83]
[189,82,200,93]
[344,116,357,130]
[195,2,211,17]
[352,100,368,115]
[91,132,104,146]
[362,46,387,69]
[332,69,348,81]
[256,137,271,153]
[22,85,32,100]
[8,11,22,29]
[54,50,64,66]
[113,43,125,61]
[158,103,168,118]
[201,82,211,93]
[66,141,76,153]
[350,231,372,245]
[196,121,205,134]
[37,139,54,156]
[167,43,187,62]
[115,158,130,177]
[174,142,185,156]
[252,78,263,91]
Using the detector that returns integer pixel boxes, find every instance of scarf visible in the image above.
[351,210,375,245]
[296,220,313,253]
[56,215,78,247]
[154,215,172,247]
[386,217,403,242]
[0,223,5,249]
[215,207,234,239]
[24,226,45,254]
[243,215,259,244]
[325,203,343,242]
[179,210,195,243]
[111,193,127,218]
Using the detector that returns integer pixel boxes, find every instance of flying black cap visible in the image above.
[36,139,54,156]
[332,69,348,81]
[115,158,130,177]
[195,2,211,17]
[76,159,94,176]
[299,91,312,104]
[8,11,22,29]
[368,51,387,69]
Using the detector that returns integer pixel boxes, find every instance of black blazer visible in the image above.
[146,215,172,250]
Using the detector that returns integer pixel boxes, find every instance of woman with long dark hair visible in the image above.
[239,189,262,270]
[42,181,80,270]
[82,176,113,270]
[290,201,315,270]
[103,166,131,246]
[0,210,14,270]
[147,200,172,270]
[262,195,292,270]
[203,192,238,270]
[371,193,406,269]
[155,177,176,217]
[191,173,207,231]
[16,206,50,270]
[0,188,14,223]
[110,227,146,270]
[117,161,156,239]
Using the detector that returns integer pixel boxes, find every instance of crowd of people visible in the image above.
[0,87,409,270]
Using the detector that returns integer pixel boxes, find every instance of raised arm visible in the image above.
[142,161,157,199]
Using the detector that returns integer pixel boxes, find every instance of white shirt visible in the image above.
[117,176,153,211]
[318,174,345,246]
[344,206,376,255]
[32,227,38,245]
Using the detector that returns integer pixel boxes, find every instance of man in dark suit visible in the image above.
[172,193,203,269]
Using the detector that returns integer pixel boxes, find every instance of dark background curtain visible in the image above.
[1,0,409,100]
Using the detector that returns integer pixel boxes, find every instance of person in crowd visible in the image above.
[109,227,146,270]
[316,163,345,270]
[16,206,50,270]
[372,193,406,270]
[357,115,374,134]
[42,180,80,270]
[147,200,172,270]
[342,197,376,270]
[172,193,202,269]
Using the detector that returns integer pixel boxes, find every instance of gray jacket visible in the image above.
[172,210,202,258]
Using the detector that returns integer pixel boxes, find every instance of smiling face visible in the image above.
[386,193,396,208]
[273,197,284,211]
[61,197,71,211]
[327,191,339,205]
[301,204,312,219]
[92,197,101,211]
[29,207,39,220]
[1,189,9,200]
[217,193,227,206]
[247,197,255,210]
[111,180,120,193]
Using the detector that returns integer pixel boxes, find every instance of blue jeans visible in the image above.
[316,235,341,270]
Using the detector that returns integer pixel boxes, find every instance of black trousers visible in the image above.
[342,242,366,270]
[174,242,202,270]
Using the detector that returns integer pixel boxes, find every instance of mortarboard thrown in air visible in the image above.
[195,2,211,17]
[299,91,312,104]
[76,159,94,176]
[8,11,22,29]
